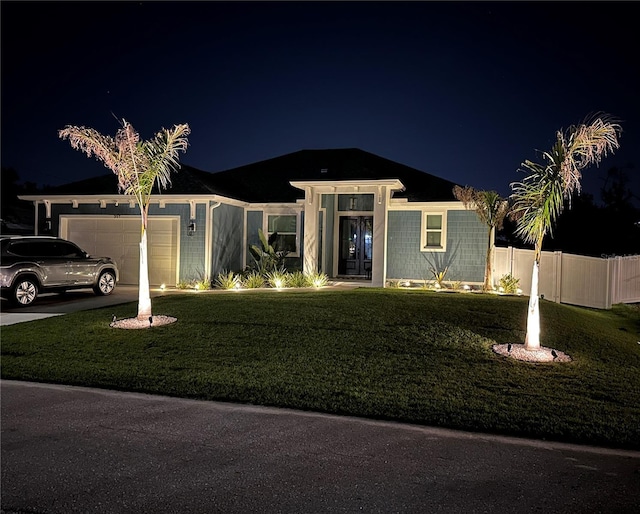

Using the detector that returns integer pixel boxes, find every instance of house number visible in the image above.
[113,214,121,218]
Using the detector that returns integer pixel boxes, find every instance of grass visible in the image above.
[1,288,639,450]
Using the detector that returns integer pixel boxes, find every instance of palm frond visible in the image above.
[453,185,509,229]
[114,120,149,195]
[60,119,191,205]
[144,124,191,192]
[58,126,119,172]
[559,113,622,195]
[510,113,621,252]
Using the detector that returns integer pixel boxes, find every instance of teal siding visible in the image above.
[212,203,244,275]
[175,203,206,281]
[386,210,485,282]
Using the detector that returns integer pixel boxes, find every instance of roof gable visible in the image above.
[206,149,459,203]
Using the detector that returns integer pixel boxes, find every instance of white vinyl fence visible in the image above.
[494,247,640,310]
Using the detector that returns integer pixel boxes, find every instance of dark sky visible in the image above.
[2,1,638,200]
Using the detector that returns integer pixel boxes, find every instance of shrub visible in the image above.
[286,270,309,288]
[242,270,265,289]
[430,266,449,289]
[215,271,241,290]
[265,268,288,289]
[498,273,520,294]
[194,279,211,291]
[307,271,329,288]
[249,228,290,274]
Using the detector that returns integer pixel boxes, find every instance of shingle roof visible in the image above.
[44,149,459,203]
[42,164,219,195]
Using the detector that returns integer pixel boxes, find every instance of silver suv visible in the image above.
[0,236,119,307]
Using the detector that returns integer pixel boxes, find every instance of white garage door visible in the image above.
[61,216,179,286]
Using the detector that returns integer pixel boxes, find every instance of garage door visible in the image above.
[61,216,179,286]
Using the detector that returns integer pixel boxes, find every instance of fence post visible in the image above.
[554,251,562,303]
[509,246,514,276]
[609,256,620,307]
[606,258,613,309]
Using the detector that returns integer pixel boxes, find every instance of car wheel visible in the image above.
[94,270,116,296]
[12,278,38,306]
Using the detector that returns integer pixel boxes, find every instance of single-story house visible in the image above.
[20,148,488,287]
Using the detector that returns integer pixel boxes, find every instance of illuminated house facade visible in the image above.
[22,149,487,287]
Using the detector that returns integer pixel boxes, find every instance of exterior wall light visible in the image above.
[187,220,196,236]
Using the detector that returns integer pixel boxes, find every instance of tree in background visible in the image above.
[510,113,621,350]
[59,119,190,321]
[1,167,38,234]
[453,186,509,291]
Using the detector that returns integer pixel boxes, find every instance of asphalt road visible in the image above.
[2,381,639,514]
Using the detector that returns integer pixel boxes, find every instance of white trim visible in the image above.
[242,209,248,270]
[261,207,302,257]
[19,193,249,209]
[319,206,327,274]
[205,201,222,282]
[420,211,448,253]
[389,200,463,211]
[290,179,405,195]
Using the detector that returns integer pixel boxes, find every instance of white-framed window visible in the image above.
[420,212,447,252]
[265,212,300,256]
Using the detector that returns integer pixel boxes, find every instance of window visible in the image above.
[421,212,446,252]
[267,214,298,254]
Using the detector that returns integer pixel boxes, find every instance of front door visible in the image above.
[338,216,373,277]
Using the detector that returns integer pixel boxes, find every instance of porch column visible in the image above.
[302,188,320,275]
[371,186,389,287]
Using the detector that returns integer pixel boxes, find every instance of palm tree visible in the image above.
[59,119,190,321]
[510,113,621,350]
[453,186,509,291]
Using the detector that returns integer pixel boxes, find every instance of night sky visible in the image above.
[2,1,638,201]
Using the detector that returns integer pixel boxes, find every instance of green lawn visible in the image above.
[2,288,639,450]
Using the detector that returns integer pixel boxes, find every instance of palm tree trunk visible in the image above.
[524,253,541,350]
[484,226,494,291]
[137,222,152,321]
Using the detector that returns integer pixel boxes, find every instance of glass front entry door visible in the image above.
[338,216,373,277]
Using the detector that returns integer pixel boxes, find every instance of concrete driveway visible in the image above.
[2,381,639,514]
[0,285,165,326]
[0,282,366,326]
